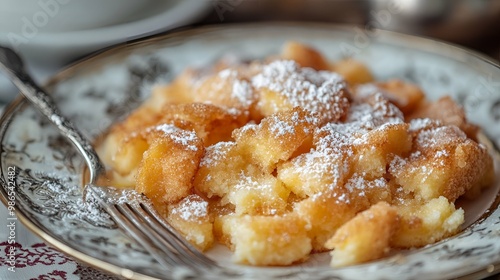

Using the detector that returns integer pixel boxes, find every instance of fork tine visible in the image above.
[87,185,218,271]
[131,202,218,268]
[102,203,180,268]
[117,203,196,268]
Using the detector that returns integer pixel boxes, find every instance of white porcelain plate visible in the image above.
[1,23,500,280]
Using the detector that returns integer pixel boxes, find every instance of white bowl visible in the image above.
[0,0,210,102]
[0,0,210,65]
[0,0,156,33]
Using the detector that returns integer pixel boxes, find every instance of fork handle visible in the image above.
[0,46,105,184]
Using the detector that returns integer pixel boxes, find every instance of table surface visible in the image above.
[1,13,499,280]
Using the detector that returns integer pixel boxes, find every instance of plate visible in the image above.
[1,23,500,280]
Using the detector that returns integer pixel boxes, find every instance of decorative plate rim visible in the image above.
[1,22,500,280]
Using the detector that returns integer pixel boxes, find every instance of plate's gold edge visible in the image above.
[0,22,500,280]
[457,264,500,280]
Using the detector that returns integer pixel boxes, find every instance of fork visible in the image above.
[0,46,218,272]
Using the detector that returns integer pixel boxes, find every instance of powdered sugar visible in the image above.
[252,60,349,122]
[355,83,381,98]
[200,141,235,167]
[232,79,253,107]
[347,93,404,130]
[218,68,255,109]
[218,68,234,79]
[154,123,180,134]
[415,125,466,149]
[170,194,209,222]
[269,114,296,136]
[285,91,408,194]
[344,175,388,197]
[153,123,199,151]
[316,93,404,147]
[389,123,465,177]
[389,155,407,175]
[289,126,354,189]
[435,150,449,157]
[233,171,269,191]
[409,118,440,132]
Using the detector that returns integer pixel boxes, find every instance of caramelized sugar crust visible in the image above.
[98,42,494,267]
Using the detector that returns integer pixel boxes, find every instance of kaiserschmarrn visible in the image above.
[97,42,494,267]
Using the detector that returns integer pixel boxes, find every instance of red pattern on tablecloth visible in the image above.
[0,241,120,279]
[31,270,67,280]
[0,241,73,268]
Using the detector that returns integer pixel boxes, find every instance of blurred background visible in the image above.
[202,0,500,56]
[0,0,499,101]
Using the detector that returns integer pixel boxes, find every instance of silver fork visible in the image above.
[0,46,218,272]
